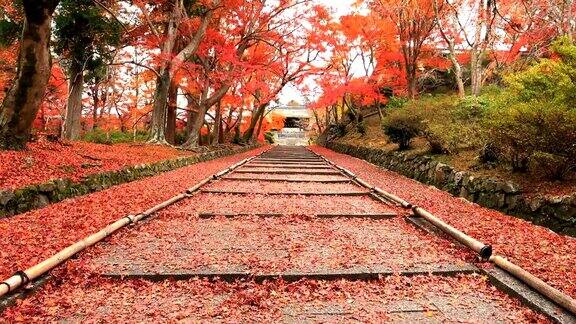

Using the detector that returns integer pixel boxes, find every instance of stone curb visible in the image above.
[0,144,260,218]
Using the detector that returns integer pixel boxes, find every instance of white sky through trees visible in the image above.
[278,0,357,105]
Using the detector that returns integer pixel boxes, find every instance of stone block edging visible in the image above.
[0,144,260,218]
[326,142,576,236]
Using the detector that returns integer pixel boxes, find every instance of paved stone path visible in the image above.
[1,146,553,322]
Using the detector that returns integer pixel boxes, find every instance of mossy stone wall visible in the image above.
[327,142,576,236]
[0,144,260,218]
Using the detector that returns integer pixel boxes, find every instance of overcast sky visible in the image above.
[317,0,356,17]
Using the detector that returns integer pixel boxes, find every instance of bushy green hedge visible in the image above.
[382,109,424,150]
[382,94,489,153]
[82,129,148,144]
[380,38,576,179]
[486,37,576,179]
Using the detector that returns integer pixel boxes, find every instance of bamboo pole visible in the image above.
[307,147,576,315]
[413,206,492,259]
[140,193,189,217]
[353,176,411,208]
[335,166,356,178]
[186,178,213,194]
[311,151,413,208]
[490,255,576,315]
[0,148,267,298]
[372,186,411,208]
[0,217,131,297]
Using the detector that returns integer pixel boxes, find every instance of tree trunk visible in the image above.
[185,93,198,136]
[333,105,339,124]
[470,0,490,97]
[99,82,109,119]
[453,58,466,97]
[233,106,244,143]
[255,112,266,141]
[62,63,85,140]
[92,83,100,130]
[242,103,267,142]
[146,0,212,145]
[470,47,482,96]
[434,0,465,97]
[447,43,465,97]
[148,69,171,144]
[406,63,418,99]
[314,109,323,133]
[147,0,179,144]
[183,87,209,149]
[183,84,229,148]
[186,108,195,136]
[166,82,177,144]
[0,0,59,150]
[224,106,234,135]
[211,101,222,145]
[184,103,208,148]
[218,118,225,144]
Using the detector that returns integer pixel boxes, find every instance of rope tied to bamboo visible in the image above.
[14,271,30,286]
[124,215,136,224]
[0,281,11,292]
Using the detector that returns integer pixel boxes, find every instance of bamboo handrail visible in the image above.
[0,148,268,298]
[412,206,492,259]
[307,147,576,316]
[490,255,576,315]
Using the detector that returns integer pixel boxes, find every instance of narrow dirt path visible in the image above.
[1,147,551,322]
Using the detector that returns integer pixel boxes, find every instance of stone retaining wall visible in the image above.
[0,144,260,218]
[326,142,576,236]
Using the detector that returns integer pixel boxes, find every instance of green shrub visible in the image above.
[374,37,576,180]
[421,131,449,154]
[386,96,408,110]
[454,96,489,120]
[423,122,486,155]
[532,152,575,180]
[264,131,275,144]
[486,37,576,178]
[82,129,147,144]
[488,101,576,177]
[394,94,488,154]
[382,109,425,150]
